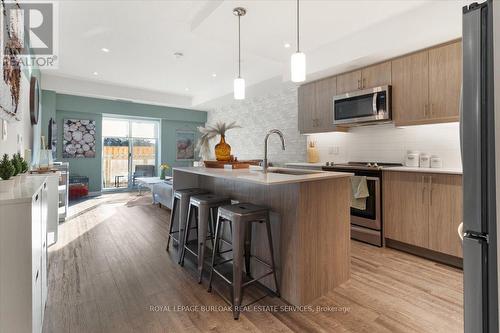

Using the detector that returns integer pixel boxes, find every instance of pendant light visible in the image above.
[291,0,306,82]
[233,7,246,100]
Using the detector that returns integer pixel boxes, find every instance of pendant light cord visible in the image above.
[238,14,241,78]
[296,0,300,52]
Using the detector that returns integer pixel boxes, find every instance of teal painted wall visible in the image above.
[42,91,206,192]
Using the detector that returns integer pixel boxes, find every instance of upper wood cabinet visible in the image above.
[392,41,462,126]
[336,70,361,94]
[391,50,429,125]
[298,77,345,134]
[336,62,392,95]
[383,171,463,258]
[428,42,462,121]
[361,61,392,89]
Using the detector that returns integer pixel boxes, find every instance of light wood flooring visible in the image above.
[43,193,463,333]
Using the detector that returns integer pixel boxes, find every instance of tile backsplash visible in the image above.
[309,122,462,168]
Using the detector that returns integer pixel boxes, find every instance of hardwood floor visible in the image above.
[43,193,463,333]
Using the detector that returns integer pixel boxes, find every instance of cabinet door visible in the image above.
[314,77,336,131]
[383,171,429,248]
[361,61,391,89]
[391,50,429,125]
[428,174,463,257]
[429,42,462,121]
[336,70,362,94]
[298,82,316,133]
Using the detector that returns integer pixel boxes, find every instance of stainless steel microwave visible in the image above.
[332,85,391,125]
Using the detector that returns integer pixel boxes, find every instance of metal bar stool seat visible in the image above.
[208,203,280,320]
[166,188,208,263]
[180,194,231,283]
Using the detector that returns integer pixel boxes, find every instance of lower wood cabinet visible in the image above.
[383,171,463,258]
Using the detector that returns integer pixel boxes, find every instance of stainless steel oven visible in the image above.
[333,85,391,126]
[322,162,402,247]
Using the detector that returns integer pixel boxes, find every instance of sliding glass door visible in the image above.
[102,117,159,190]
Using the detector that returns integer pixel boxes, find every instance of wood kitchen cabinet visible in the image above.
[298,77,347,134]
[383,171,463,259]
[428,41,462,122]
[391,50,429,125]
[383,171,429,248]
[392,41,462,126]
[336,70,361,94]
[336,62,392,95]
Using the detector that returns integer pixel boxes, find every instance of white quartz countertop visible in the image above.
[173,166,353,185]
[0,176,47,205]
[384,166,463,175]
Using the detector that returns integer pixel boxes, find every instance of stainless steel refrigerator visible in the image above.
[462,1,499,332]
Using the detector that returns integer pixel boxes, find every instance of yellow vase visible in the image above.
[215,135,231,161]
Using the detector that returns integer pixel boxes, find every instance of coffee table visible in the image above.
[136,177,172,199]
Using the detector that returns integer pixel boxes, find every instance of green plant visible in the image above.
[0,154,15,180]
[11,153,21,176]
[196,121,241,159]
[20,155,28,173]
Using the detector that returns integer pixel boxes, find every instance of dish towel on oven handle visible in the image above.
[351,176,369,210]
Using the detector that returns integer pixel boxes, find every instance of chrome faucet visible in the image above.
[263,129,286,173]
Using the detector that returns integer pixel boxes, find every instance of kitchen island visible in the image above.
[172,166,353,305]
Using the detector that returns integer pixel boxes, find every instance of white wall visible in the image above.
[0,75,36,160]
[309,122,462,168]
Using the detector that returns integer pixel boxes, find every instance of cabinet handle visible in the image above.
[35,194,39,202]
[429,176,433,205]
[35,269,39,282]
[44,182,46,189]
[357,80,361,89]
[421,176,425,203]
[363,78,366,89]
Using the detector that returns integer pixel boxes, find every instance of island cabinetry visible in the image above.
[173,167,352,305]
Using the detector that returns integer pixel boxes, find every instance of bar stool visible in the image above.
[180,194,231,283]
[166,188,208,263]
[208,203,280,320]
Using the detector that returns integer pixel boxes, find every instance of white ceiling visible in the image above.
[41,0,469,108]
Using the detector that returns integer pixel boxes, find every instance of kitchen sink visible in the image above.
[262,168,322,176]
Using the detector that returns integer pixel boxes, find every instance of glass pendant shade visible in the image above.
[234,77,245,100]
[291,52,306,83]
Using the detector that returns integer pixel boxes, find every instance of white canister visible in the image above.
[419,153,431,168]
[430,155,443,168]
[405,150,420,167]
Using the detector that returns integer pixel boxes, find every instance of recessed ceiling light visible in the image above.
[93,71,98,76]
[284,42,291,48]
[212,73,217,78]
[184,87,189,91]
[101,47,110,53]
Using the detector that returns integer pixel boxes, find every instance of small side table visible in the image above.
[114,175,125,188]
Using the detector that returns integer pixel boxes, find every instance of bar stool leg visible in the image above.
[197,205,210,283]
[166,197,178,252]
[180,203,194,266]
[232,218,245,320]
[244,223,252,277]
[207,212,222,293]
[265,213,280,297]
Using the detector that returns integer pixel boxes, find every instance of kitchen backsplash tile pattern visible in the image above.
[206,85,461,169]
[206,87,307,164]
[309,122,462,168]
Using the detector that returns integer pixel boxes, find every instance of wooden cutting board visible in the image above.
[204,160,254,169]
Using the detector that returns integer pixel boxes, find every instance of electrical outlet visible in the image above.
[328,146,340,155]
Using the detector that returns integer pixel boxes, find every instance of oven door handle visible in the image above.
[364,176,380,182]
[372,92,378,115]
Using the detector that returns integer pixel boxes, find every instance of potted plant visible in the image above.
[16,153,29,181]
[159,163,170,180]
[0,154,15,192]
[197,121,241,161]
[11,153,22,185]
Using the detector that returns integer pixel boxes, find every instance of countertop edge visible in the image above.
[0,176,48,206]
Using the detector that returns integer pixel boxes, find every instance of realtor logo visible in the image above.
[1,1,58,68]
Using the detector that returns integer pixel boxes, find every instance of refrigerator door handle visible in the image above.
[458,222,464,242]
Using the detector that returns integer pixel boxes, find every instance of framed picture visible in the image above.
[63,119,96,158]
[175,131,195,161]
